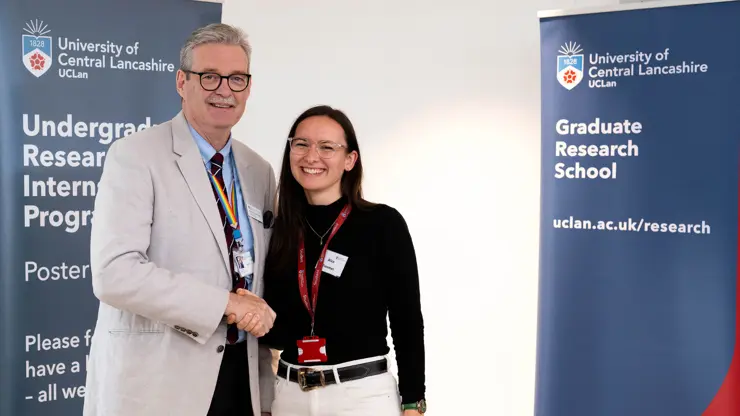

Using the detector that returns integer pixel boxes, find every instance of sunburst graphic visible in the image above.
[23,19,51,37]
[558,41,583,56]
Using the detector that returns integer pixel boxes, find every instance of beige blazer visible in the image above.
[83,111,277,416]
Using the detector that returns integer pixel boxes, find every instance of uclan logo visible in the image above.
[22,19,53,78]
[556,42,583,90]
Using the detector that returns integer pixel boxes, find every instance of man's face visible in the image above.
[176,43,250,133]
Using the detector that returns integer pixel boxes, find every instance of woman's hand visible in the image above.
[403,410,423,415]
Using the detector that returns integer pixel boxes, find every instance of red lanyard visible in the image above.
[298,203,352,335]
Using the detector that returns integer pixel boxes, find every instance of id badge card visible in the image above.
[296,336,327,363]
[233,246,253,277]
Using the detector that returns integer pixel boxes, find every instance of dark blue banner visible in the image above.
[0,1,221,415]
[536,1,740,415]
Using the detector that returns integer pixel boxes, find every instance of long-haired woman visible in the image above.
[259,105,427,415]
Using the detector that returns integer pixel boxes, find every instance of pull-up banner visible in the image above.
[536,1,740,415]
[0,1,221,415]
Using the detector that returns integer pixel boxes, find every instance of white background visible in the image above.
[218,0,615,414]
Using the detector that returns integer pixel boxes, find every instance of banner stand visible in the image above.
[0,1,222,414]
[536,1,740,415]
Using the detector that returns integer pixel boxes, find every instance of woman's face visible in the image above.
[289,115,357,199]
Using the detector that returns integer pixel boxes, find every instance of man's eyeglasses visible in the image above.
[184,70,251,92]
[288,138,348,159]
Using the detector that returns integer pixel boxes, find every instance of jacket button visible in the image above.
[192,332,199,337]
[217,345,225,353]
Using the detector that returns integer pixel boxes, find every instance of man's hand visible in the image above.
[224,289,276,337]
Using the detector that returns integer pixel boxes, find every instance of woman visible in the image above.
[259,105,427,415]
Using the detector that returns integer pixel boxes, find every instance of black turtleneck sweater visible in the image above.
[260,197,426,404]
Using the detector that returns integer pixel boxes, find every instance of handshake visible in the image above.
[224,288,276,338]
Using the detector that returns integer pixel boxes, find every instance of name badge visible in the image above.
[247,204,263,223]
[322,250,348,277]
[234,248,253,277]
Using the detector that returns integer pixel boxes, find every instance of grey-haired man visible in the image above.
[83,23,276,416]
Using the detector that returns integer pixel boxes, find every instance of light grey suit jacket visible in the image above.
[83,111,277,416]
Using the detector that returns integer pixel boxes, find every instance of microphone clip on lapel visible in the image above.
[262,210,274,229]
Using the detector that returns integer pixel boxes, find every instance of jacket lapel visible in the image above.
[171,111,230,275]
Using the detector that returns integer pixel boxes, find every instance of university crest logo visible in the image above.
[22,19,53,78]
[557,42,583,90]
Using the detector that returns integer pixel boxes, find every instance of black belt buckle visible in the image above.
[297,368,326,392]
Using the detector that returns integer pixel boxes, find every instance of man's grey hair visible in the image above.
[179,23,252,71]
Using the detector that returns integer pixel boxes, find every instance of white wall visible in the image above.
[222,0,613,414]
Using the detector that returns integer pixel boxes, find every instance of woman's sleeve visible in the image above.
[381,207,426,404]
[259,264,286,351]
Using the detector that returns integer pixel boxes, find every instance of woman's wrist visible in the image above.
[401,398,427,414]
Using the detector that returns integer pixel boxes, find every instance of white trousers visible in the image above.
[271,356,402,416]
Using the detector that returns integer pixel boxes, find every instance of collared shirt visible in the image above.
[188,123,254,343]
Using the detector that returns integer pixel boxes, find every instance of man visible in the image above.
[83,23,277,416]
